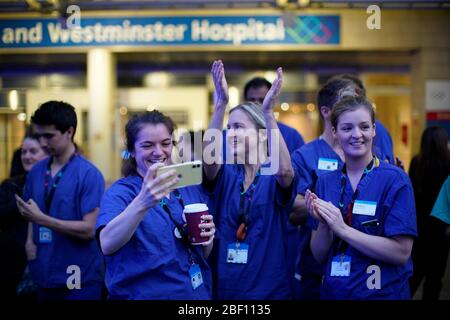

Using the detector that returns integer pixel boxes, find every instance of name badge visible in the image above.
[353,200,377,216]
[188,264,203,290]
[39,227,53,244]
[330,254,351,277]
[227,243,249,264]
[318,158,339,171]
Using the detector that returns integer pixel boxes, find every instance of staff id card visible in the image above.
[39,227,53,244]
[353,200,377,216]
[318,158,339,171]
[330,254,351,277]
[227,243,249,264]
[189,264,204,290]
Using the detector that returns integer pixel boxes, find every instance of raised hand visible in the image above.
[211,60,229,109]
[262,67,283,114]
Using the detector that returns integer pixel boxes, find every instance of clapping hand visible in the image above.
[262,67,283,114]
[211,60,229,110]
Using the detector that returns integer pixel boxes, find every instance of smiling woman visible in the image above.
[0,128,47,299]
[203,60,296,300]
[96,110,215,300]
[122,110,176,177]
[307,95,417,300]
[331,96,376,179]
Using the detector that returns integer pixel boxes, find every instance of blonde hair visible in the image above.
[229,102,266,130]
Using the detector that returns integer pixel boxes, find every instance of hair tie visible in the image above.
[121,150,131,160]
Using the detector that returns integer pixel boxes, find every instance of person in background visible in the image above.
[408,126,450,300]
[0,128,47,299]
[243,76,305,154]
[307,96,416,299]
[97,111,215,299]
[9,148,25,178]
[205,60,296,299]
[16,101,105,300]
[430,175,450,247]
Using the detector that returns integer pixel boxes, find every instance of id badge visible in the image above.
[227,243,249,264]
[39,227,53,244]
[353,200,377,216]
[188,264,203,290]
[318,158,339,171]
[330,254,351,277]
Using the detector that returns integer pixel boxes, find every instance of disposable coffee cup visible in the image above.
[184,203,209,245]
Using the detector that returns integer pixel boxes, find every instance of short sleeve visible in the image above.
[374,122,394,164]
[96,180,137,230]
[203,164,231,197]
[291,130,305,152]
[275,173,298,210]
[382,176,417,238]
[80,167,105,216]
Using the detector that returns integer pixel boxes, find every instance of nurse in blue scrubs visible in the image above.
[96,111,215,300]
[306,96,416,299]
[290,77,392,300]
[17,101,105,300]
[204,60,296,300]
[335,74,395,164]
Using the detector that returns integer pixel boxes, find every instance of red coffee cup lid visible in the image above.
[183,203,208,214]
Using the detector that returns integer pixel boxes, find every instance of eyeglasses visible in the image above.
[35,133,56,140]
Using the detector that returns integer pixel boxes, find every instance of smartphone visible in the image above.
[156,160,202,189]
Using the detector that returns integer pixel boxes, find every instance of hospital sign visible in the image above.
[0,15,340,49]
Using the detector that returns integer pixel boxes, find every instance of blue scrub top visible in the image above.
[96,175,212,300]
[276,122,305,293]
[221,121,304,297]
[431,175,450,225]
[278,122,305,154]
[292,138,344,196]
[311,161,417,300]
[374,120,394,164]
[23,155,105,288]
[291,138,345,278]
[208,164,297,300]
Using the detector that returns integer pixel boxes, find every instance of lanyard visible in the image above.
[44,153,77,212]
[159,190,195,265]
[236,170,260,242]
[336,156,379,253]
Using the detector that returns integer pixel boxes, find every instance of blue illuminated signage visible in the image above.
[0,15,339,49]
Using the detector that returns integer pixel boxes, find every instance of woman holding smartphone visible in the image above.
[306,96,417,299]
[96,110,215,299]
